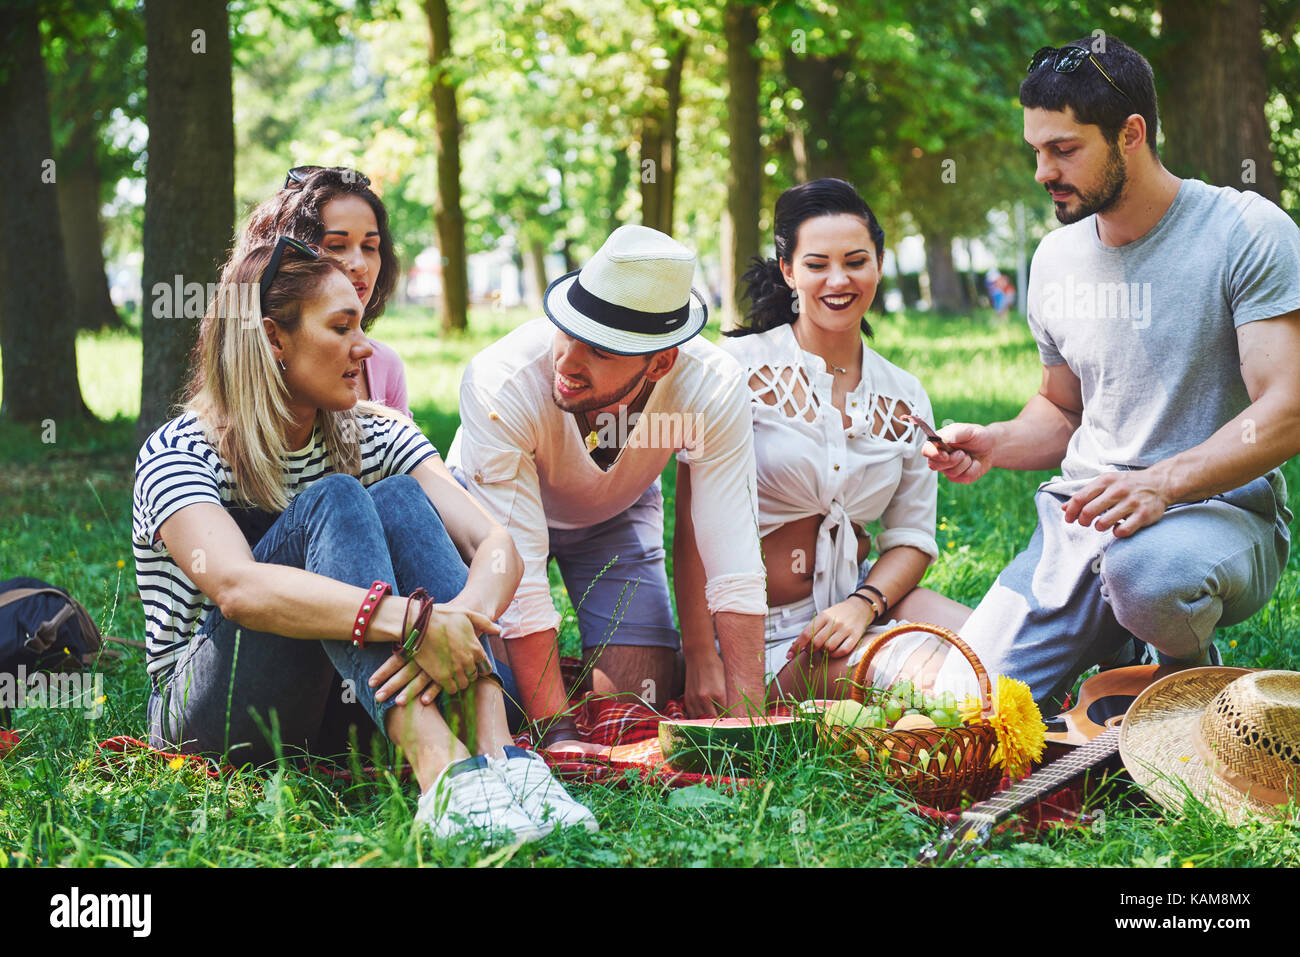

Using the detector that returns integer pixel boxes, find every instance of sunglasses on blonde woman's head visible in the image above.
[282,166,372,190]
[1027,45,1133,102]
[259,236,321,316]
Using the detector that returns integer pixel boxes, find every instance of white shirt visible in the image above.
[721,323,939,613]
[446,318,767,640]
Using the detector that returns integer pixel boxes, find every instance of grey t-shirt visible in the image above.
[1025,178,1300,496]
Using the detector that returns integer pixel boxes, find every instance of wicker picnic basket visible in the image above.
[820,622,1003,810]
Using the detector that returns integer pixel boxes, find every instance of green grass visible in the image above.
[2,305,1298,868]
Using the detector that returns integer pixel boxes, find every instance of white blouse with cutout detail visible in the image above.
[721,323,940,615]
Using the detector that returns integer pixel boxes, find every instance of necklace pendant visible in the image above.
[585,429,600,452]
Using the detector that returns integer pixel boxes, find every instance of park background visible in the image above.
[0,0,1298,867]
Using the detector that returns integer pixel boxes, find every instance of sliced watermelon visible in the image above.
[658,715,801,775]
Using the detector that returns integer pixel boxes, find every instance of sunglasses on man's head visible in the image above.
[259,236,321,316]
[283,165,372,190]
[1027,45,1133,102]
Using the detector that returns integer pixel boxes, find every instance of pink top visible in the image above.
[364,338,411,420]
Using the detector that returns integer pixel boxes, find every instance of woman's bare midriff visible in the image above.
[763,513,871,607]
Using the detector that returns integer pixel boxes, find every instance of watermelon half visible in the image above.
[658,715,801,775]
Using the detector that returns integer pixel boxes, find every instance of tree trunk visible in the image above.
[424,0,469,334]
[639,36,688,235]
[608,146,630,231]
[639,124,664,232]
[782,49,851,181]
[959,239,978,308]
[524,238,548,311]
[924,233,962,314]
[723,2,762,332]
[0,7,88,424]
[139,0,233,439]
[1159,0,1280,202]
[57,115,123,332]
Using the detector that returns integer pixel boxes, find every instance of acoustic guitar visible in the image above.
[916,663,1178,865]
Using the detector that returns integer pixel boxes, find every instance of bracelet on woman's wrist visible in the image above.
[857,584,890,617]
[352,580,392,648]
[849,589,884,620]
[398,588,433,659]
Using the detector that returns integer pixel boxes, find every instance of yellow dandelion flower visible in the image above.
[1181,861,1195,868]
[85,523,93,531]
[116,559,126,569]
[1229,640,1237,648]
[986,675,1045,779]
[946,540,956,549]
[939,522,948,531]
[168,756,185,771]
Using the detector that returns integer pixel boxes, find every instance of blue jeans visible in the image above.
[148,473,497,765]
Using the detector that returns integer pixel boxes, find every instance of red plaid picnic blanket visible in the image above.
[513,689,797,790]
[515,682,1096,829]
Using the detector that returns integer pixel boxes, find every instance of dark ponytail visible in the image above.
[727,177,885,339]
[736,255,796,331]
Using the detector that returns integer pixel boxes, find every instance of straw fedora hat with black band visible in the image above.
[543,225,709,356]
[1119,667,1300,824]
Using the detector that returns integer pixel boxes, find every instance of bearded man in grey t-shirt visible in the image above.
[925,37,1300,709]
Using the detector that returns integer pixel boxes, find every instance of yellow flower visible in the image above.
[116,559,126,569]
[968,675,1045,779]
[168,756,185,771]
[1181,861,1195,868]
[939,522,948,531]
[946,540,955,549]
[1229,640,1237,648]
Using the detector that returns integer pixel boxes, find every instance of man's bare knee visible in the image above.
[583,645,681,705]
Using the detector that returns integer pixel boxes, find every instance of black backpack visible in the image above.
[0,577,106,728]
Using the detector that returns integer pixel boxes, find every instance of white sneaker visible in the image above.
[415,756,547,845]
[496,746,598,834]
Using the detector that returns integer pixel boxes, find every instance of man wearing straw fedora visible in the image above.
[926,36,1300,708]
[447,225,767,746]
[1120,667,1300,823]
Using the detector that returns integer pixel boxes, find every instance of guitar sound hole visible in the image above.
[1087,695,1136,727]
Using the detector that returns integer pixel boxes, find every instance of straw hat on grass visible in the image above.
[1118,667,1300,825]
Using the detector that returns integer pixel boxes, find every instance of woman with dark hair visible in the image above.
[676,179,970,711]
[237,166,411,418]
[134,238,595,843]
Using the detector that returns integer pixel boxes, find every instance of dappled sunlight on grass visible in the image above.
[2,307,1297,867]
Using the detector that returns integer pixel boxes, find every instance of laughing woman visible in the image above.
[237,166,411,418]
[676,179,972,710]
[133,238,594,843]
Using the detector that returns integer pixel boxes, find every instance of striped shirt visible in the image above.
[132,411,437,681]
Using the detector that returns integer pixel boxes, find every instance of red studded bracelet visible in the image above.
[352,580,392,648]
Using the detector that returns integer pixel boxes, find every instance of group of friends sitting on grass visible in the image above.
[131,37,1300,844]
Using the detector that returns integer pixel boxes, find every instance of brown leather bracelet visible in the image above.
[397,588,431,660]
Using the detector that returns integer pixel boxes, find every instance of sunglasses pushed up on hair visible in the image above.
[259,236,321,316]
[1027,45,1133,102]
[282,165,372,190]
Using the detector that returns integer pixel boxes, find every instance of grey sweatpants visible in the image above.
[944,471,1291,708]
